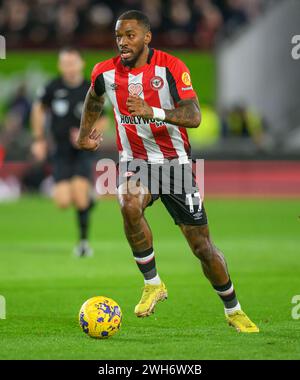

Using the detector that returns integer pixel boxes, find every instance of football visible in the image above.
[79,296,122,339]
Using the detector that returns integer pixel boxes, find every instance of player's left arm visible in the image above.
[164,97,201,128]
[126,95,201,128]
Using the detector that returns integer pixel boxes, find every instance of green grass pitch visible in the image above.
[0,196,299,360]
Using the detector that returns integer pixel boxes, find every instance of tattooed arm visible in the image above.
[164,97,201,128]
[77,87,105,151]
[126,95,201,128]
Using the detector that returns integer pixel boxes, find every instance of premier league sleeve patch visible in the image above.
[181,72,192,86]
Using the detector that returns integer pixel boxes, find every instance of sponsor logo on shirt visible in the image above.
[128,83,143,96]
[182,86,193,91]
[181,72,191,86]
[150,76,164,91]
[120,114,164,128]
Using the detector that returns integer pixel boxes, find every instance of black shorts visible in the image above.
[52,151,94,183]
[117,160,207,226]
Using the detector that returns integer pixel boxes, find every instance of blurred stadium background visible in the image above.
[0,0,300,360]
[0,0,300,198]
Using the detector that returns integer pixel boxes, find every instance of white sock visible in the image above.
[225,302,242,316]
[144,274,161,285]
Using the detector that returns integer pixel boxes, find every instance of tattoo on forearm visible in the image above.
[79,88,104,139]
[164,98,201,128]
[86,91,104,112]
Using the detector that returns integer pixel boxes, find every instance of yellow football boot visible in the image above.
[226,310,259,333]
[134,282,168,317]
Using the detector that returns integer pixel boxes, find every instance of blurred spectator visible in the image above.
[194,0,224,49]
[2,0,30,46]
[0,84,32,160]
[55,4,79,44]
[221,104,266,148]
[188,103,221,147]
[224,0,249,31]
[0,0,268,49]
[6,83,31,128]
[141,0,163,34]
[87,1,114,44]
[0,112,31,160]
[162,0,196,46]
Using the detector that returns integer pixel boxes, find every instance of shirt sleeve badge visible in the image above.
[181,72,192,86]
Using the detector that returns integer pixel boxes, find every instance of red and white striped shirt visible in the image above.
[91,48,197,163]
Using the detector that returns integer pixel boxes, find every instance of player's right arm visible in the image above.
[77,63,107,151]
[77,87,105,151]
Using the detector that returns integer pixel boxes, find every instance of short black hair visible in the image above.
[59,46,83,58]
[118,10,151,31]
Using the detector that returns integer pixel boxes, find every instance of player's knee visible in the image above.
[54,197,71,209]
[192,236,214,263]
[120,195,142,226]
[72,194,89,210]
[53,183,72,209]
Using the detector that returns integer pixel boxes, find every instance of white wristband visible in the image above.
[152,107,166,121]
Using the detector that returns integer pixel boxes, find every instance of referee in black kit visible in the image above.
[31,47,109,257]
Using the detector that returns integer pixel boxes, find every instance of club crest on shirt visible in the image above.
[150,76,164,91]
[128,83,143,96]
[182,72,191,86]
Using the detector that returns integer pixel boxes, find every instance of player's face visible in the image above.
[115,20,151,67]
[58,52,84,84]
